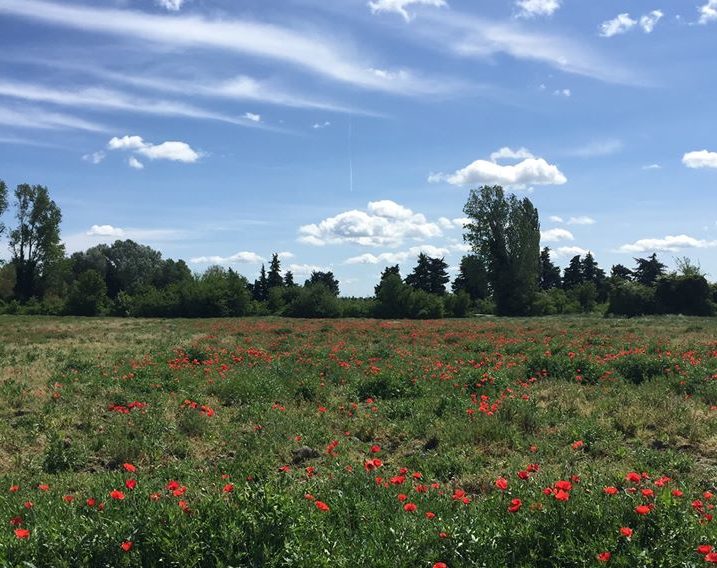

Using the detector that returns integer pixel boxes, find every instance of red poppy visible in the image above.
[571,440,584,450]
[14,528,30,539]
[554,490,570,502]
[620,527,633,538]
[63,495,74,503]
[508,498,522,513]
[38,484,49,492]
[9,485,19,493]
[596,551,611,562]
[554,480,572,492]
[672,489,684,497]
[706,553,717,564]
[635,505,651,515]
[698,545,713,554]
[315,500,330,512]
[223,483,234,493]
[433,563,448,568]
[110,489,126,500]
[397,494,408,502]
[370,444,381,453]
[122,463,136,473]
[495,477,508,491]
[86,498,96,507]
[125,479,137,490]
[603,486,618,495]
[120,541,133,552]
[9,516,22,526]
[166,480,180,491]
[403,503,417,512]
[625,472,641,484]
[425,511,436,519]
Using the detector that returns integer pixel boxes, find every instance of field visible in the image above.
[2,315,717,567]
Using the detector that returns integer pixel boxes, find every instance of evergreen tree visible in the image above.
[0,179,7,239]
[405,253,432,292]
[452,255,489,300]
[539,247,562,290]
[284,271,295,287]
[428,257,450,295]
[562,255,583,289]
[253,264,269,301]
[581,252,608,301]
[463,185,540,316]
[375,265,400,296]
[610,264,633,281]
[305,271,340,296]
[267,253,283,289]
[633,253,667,286]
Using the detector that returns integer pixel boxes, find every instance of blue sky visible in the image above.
[0,0,716,296]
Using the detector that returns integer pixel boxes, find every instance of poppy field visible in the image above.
[2,315,717,567]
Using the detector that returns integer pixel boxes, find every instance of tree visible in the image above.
[284,271,296,287]
[104,240,164,297]
[610,264,633,282]
[66,270,108,316]
[539,247,561,290]
[452,255,489,300]
[9,183,64,301]
[305,271,340,296]
[375,265,400,296]
[633,253,666,286]
[405,253,432,293]
[253,264,269,301]
[463,185,540,316]
[580,252,608,301]
[267,253,283,289]
[562,255,583,289]
[428,257,450,295]
[0,179,7,239]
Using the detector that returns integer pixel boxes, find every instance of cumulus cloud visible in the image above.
[345,245,451,265]
[541,228,574,242]
[82,151,105,164]
[299,200,441,247]
[243,112,261,123]
[278,251,295,260]
[618,235,717,253]
[368,0,448,21]
[683,150,717,169]
[157,0,186,11]
[567,216,596,225]
[600,11,663,37]
[490,147,534,161]
[190,251,264,264]
[87,224,124,237]
[515,0,561,18]
[549,215,564,223]
[429,147,567,188]
[287,263,330,277]
[128,156,144,170]
[107,135,201,166]
[699,0,717,24]
[437,217,469,230]
[550,246,590,258]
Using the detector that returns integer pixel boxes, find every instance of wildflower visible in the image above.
[620,527,633,538]
[706,553,717,564]
[625,472,641,484]
[38,484,49,492]
[635,505,650,515]
[86,498,96,507]
[122,463,136,473]
[397,494,408,502]
[63,495,74,503]
[554,480,572,492]
[603,486,619,495]
[125,479,137,490]
[433,563,448,568]
[571,440,584,450]
[110,489,125,500]
[596,551,611,562]
[425,511,436,519]
[120,541,133,552]
[370,445,381,453]
[9,516,22,526]
[495,477,508,491]
[9,485,19,493]
[508,498,522,513]
[14,528,30,539]
[166,481,180,491]
[554,490,570,502]
[697,545,713,554]
[672,489,684,497]
[315,500,330,512]
[223,483,234,493]
[404,503,418,512]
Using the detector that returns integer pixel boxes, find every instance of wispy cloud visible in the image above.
[0,104,108,132]
[566,139,623,158]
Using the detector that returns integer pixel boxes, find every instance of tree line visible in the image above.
[1,180,715,318]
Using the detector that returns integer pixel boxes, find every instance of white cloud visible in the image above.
[567,216,596,225]
[699,0,717,24]
[299,200,442,247]
[157,0,186,11]
[313,121,332,129]
[642,163,662,170]
[191,252,264,264]
[0,105,107,132]
[87,224,124,237]
[243,112,261,123]
[490,147,534,162]
[0,0,453,96]
[278,251,295,260]
[541,228,574,242]
[553,88,571,97]
[567,139,623,157]
[82,151,106,164]
[551,246,590,258]
[640,10,664,33]
[515,0,561,18]
[429,148,567,188]
[600,13,637,37]
[368,0,448,22]
[619,234,717,253]
[549,215,564,223]
[287,263,330,277]
[345,244,451,265]
[682,150,717,169]
[108,135,201,164]
[128,156,144,170]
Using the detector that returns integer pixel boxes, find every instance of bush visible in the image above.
[607,281,656,316]
[66,269,108,316]
[655,274,714,316]
[284,284,340,318]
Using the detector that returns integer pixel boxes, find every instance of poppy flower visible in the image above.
[425,512,436,519]
[554,490,570,502]
[698,545,713,554]
[122,463,136,473]
[63,495,74,503]
[433,563,448,568]
[495,477,508,491]
[315,500,330,512]
[38,484,49,492]
[554,480,572,492]
[223,483,234,493]
[620,527,633,538]
[603,486,618,495]
[403,503,417,512]
[596,551,611,562]
[9,516,22,526]
[625,472,641,484]
[397,494,408,502]
[635,505,651,515]
[370,445,381,453]
[9,485,19,493]
[125,479,137,490]
[672,489,684,497]
[120,541,133,552]
[86,498,96,507]
[166,481,180,491]
[706,553,717,564]
[508,499,522,513]
[571,440,584,450]
[15,528,30,539]
[110,489,125,500]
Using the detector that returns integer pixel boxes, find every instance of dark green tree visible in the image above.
[9,183,64,300]
[374,265,400,296]
[581,252,608,301]
[305,271,340,296]
[405,253,432,292]
[610,264,633,282]
[0,179,8,238]
[104,240,164,297]
[539,247,562,290]
[253,264,269,301]
[633,253,667,286]
[428,257,450,295]
[284,270,296,287]
[267,253,283,289]
[562,255,583,289]
[452,255,489,300]
[463,185,540,316]
[66,270,108,316]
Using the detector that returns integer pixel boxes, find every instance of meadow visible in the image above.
[1,315,717,567]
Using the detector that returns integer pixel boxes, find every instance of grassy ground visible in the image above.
[1,315,717,567]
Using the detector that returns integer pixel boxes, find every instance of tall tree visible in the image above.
[562,255,583,289]
[305,271,340,296]
[539,247,562,290]
[405,253,432,293]
[463,185,540,316]
[428,257,450,295]
[103,240,164,297]
[267,253,283,289]
[452,254,489,300]
[9,183,64,300]
[610,264,633,282]
[375,265,400,296]
[633,253,667,286]
[284,270,296,287]
[0,179,8,239]
[253,264,269,301]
